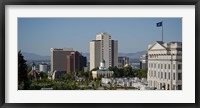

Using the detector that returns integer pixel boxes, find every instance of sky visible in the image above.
[18,18,182,56]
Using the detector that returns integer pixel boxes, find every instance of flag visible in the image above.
[156,22,162,27]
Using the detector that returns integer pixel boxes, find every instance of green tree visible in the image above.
[123,65,132,77]
[108,66,114,71]
[118,68,124,77]
[113,66,120,77]
[40,72,48,79]
[86,71,93,81]
[18,50,30,90]
[135,69,147,79]
[77,71,85,77]
[66,72,75,81]
[91,67,99,71]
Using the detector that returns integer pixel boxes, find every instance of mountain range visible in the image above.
[22,52,51,61]
[82,50,147,60]
[22,50,147,62]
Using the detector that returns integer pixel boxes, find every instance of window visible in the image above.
[154,71,156,77]
[168,73,170,80]
[178,64,182,70]
[154,64,156,68]
[173,64,175,69]
[158,64,160,69]
[173,73,175,80]
[161,64,163,69]
[158,72,160,78]
[165,72,167,79]
[172,85,176,90]
[165,64,167,69]
[178,85,182,90]
[149,71,151,77]
[168,64,170,69]
[178,73,182,80]
[161,72,163,78]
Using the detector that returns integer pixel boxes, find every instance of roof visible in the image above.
[91,40,101,42]
[148,41,167,51]
[100,32,111,36]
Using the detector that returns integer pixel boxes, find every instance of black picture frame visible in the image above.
[0,0,199,108]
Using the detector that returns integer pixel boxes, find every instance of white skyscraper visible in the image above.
[147,41,182,90]
[90,33,118,70]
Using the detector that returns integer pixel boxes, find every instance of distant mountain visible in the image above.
[82,50,147,61]
[21,50,147,62]
[118,50,147,59]
[22,52,50,61]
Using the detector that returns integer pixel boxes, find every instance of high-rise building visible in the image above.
[118,56,130,68]
[140,54,148,70]
[66,51,87,74]
[90,32,118,70]
[51,48,73,72]
[147,41,182,90]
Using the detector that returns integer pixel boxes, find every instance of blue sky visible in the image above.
[18,18,182,56]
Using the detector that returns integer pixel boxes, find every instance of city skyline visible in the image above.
[18,18,182,56]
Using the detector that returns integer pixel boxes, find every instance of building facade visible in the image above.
[66,51,87,74]
[118,56,130,68]
[51,48,73,72]
[39,63,48,72]
[28,62,40,80]
[140,54,148,70]
[92,60,114,79]
[90,32,118,70]
[52,70,66,80]
[147,41,182,90]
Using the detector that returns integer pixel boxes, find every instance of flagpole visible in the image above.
[162,21,163,42]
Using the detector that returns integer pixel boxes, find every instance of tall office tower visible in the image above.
[147,41,182,90]
[66,51,87,74]
[118,56,130,68]
[140,54,148,70]
[79,54,87,70]
[90,32,118,70]
[51,48,73,72]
